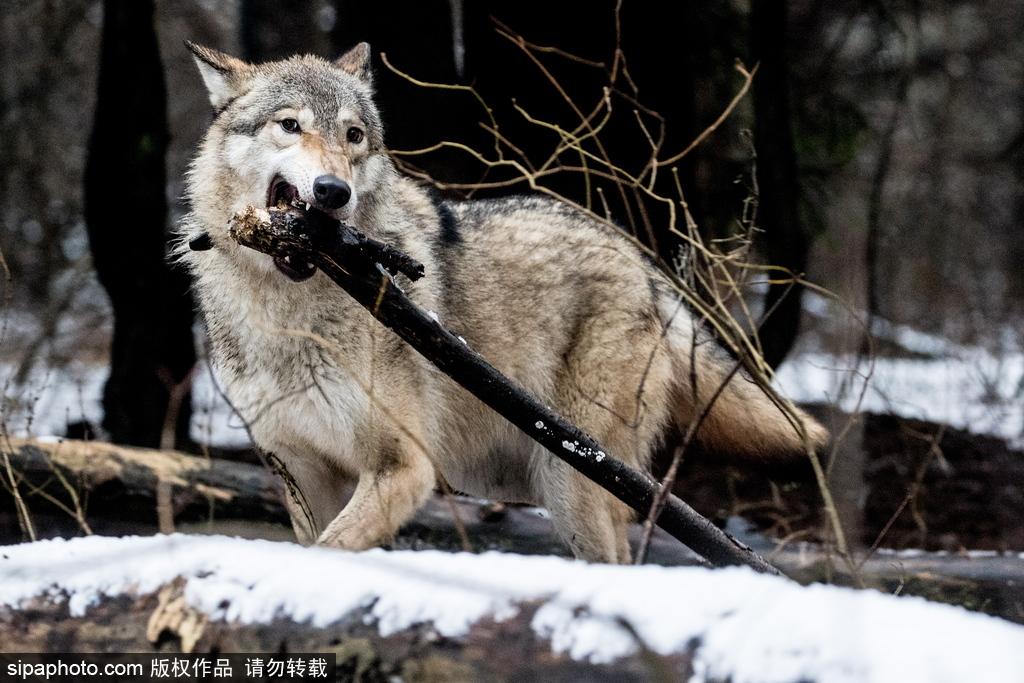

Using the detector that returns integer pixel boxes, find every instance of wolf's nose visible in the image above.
[312,174,351,209]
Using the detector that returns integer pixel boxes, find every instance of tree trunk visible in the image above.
[750,0,808,369]
[84,0,196,449]
[240,0,327,63]
[329,0,476,187]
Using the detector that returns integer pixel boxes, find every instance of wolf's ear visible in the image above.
[334,42,372,85]
[185,41,250,110]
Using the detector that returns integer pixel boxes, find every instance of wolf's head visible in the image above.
[184,42,391,277]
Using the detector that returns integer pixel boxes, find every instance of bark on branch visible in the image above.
[224,205,780,574]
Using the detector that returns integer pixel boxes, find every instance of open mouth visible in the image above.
[267,175,301,209]
[266,175,316,282]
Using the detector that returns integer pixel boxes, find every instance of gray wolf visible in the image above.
[178,41,827,563]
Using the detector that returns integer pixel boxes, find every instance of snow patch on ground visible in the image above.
[776,349,1024,448]
[2,535,1023,683]
[777,295,1024,448]
[1,360,252,449]
[4,294,1021,451]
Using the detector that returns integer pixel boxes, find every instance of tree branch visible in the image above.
[223,205,781,574]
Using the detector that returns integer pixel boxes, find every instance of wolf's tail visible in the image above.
[659,296,828,459]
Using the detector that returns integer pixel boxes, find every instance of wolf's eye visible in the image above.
[280,118,300,133]
[346,127,364,144]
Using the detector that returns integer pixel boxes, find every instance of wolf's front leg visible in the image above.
[317,438,436,551]
[272,449,355,545]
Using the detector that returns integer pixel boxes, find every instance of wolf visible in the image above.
[178,41,827,563]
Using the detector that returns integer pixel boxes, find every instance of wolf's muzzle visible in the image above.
[313,174,351,210]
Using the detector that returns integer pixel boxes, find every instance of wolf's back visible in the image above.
[658,294,828,459]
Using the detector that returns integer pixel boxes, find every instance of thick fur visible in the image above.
[179,43,828,563]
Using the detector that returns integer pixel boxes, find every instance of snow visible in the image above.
[2,535,1023,683]
[873,547,1021,560]
[3,295,1021,451]
[777,350,1024,449]
[1,360,252,449]
[776,295,1024,449]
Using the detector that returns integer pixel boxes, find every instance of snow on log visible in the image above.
[2,535,1023,683]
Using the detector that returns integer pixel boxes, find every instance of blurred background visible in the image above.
[1,0,1022,564]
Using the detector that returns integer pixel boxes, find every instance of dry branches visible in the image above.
[379,12,865,572]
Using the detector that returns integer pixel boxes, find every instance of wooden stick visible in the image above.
[227,206,781,574]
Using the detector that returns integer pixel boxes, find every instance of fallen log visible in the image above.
[3,534,1023,682]
[225,205,779,574]
[4,438,1023,623]
[0,437,697,564]
[1,438,284,527]
[0,586,691,680]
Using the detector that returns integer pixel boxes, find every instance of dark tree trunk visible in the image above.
[328,2,744,269]
[751,0,808,369]
[329,0,476,186]
[240,0,327,62]
[84,0,196,449]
